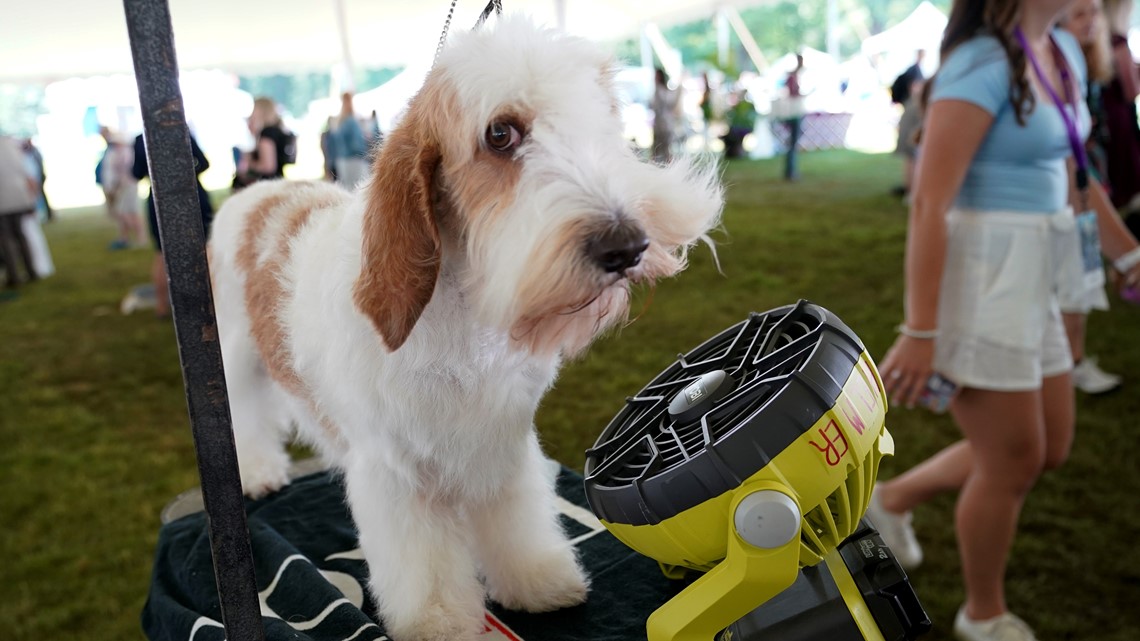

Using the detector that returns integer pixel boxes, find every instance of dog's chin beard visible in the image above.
[505,245,671,358]
[509,279,631,358]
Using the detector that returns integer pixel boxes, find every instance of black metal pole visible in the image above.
[121,1,265,639]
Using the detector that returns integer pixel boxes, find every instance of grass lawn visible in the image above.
[2,150,1138,640]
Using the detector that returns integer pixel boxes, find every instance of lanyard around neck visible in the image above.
[1014,27,1089,194]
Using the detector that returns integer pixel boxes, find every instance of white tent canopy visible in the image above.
[859,1,946,80]
[860,1,947,58]
[2,0,771,83]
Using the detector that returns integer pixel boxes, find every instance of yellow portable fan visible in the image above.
[583,301,930,641]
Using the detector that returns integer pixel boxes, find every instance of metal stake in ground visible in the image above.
[121,1,265,639]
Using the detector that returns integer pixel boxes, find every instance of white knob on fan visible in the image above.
[733,490,801,549]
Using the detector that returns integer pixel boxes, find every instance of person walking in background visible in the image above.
[328,92,370,189]
[320,116,338,182]
[1060,0,1123,394]
[651,67,680,163]
[722,87,757,159]
[870,0,1140,639]
[16,139,55,279]
[1061,0,1114,184]
[366,109,383,149]
[891,51,926,198]
[894,78,925,202]
[133,132,214,319]
[1101,0,1140,212]
[699,71,719,152]
[891,50,927,107]
[234,96,291,189]
[0,133,40,292]
[20,138,52,222]
[783,54,805,181]
[98,127,144,250]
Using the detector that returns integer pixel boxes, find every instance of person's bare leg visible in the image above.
[951,387,1045,621]
[114,212,132,245]
[11,213,37,281]
[127,213,146,246]
[1061,312,1085,363]
[153,253,170,317]
[0,214,23,287]
[1040,372,1075,472]
[876,440,972,514]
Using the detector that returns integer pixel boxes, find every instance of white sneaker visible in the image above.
[954,608,1038,641]
[866,487,923,570]
[1072,357,1122,395]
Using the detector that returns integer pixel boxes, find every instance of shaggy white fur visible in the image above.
[207,15,722,641]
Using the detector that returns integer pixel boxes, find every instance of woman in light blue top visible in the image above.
[866,0,1140,639]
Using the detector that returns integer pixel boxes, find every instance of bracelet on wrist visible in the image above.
[897,324,939,340]
[1114,246,1140,274]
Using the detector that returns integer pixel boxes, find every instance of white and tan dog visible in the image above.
[208,15,721,641]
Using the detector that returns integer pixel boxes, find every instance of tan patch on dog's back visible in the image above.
[236,184,347,401]
[235,193,290,273]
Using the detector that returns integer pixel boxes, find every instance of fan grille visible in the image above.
[588,307,822,489]
[583,301,869,527]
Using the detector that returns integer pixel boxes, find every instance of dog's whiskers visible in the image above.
[561,291,604,316]
[623,283,654,329]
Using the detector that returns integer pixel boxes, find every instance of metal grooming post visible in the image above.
[122,1,266,639]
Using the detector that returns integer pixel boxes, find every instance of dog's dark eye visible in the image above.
[486,121,521,153]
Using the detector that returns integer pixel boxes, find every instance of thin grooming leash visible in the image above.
[434,0,503,66]
[433,0,459,64]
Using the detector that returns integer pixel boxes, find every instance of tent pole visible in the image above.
[333,0,358,92]
[827,0,840,60]
[643,23,683,80]
[554,0,566,31]
[722,6,769,72]
[121,1,266,639]
[640,24,654,69]
[716,9,729,69]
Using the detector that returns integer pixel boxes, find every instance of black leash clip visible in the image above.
[435,0,504,65]
[476,0,503,27]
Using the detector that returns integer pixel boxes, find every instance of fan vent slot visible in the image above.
[798,446,880,564]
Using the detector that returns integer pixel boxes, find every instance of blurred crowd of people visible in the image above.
[871,0,1140,640]
[321,92,382,188]
[0,133,54,300]
[649,66,761,164]
[886,0,1140,395]
[3,91,384,312]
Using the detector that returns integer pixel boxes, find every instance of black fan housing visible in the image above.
[583,300,869,527]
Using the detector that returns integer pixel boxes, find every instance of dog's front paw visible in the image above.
[488,547,589,613]
[238,452,292,499]
[385,599,485,641]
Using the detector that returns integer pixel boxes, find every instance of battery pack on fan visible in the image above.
[583,301,931,641]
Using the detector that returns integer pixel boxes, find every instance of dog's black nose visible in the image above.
[588,224,650,274]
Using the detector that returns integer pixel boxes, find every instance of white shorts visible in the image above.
[933,209,1074,391]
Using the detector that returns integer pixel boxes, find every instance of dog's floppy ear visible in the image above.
[353,102,442,352]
